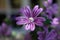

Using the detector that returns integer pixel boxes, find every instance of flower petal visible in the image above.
[35,17,46,22]
[34,17,45,26]
[30,23,35,31]
[43,0,52,7]
[35,8,43,17]
[35,22,43,26]
[37,31,43,35]
[1,23,7,30]
[25,23,35,31]
[16,16,27,20]
[43,1,49,7]
[37,31,45,40]
[32,5,39,17]
[47,30,57,40]
[46,7,53,14]
[52,4,58,10]
[25,24,30,30]
[52,4,58,13]
[32,5,43,17]
[20,6,31,17]
[33,5,39,12]
[48,0,52,4]
[16,17,30,25]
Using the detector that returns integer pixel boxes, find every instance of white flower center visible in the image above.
[29,17,34,22]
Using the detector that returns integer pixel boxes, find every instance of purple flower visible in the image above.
[43,0,58,14]
[0,22,12,36]
[37,29,57,40]
[43,0,58,19]
[16,5,45,31]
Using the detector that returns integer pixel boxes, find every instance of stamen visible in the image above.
[29,17,34,22]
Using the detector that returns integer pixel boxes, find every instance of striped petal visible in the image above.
[47,30,57,40]
[30,23,35,31]
[16,17,30,25]
[25,24,30,30]
[32,5,39,17]
[25,23,35,31]
[32,5,43,17]
[37,31,45,40]
[35,8,43,17]
[34,17,45,26]
[20,6,32,18]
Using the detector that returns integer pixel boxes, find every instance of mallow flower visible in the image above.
[37,29,57,40]
[43,0,58,14]
[0,22,12,36]
[43,0,58,19]
[16,5,45,31]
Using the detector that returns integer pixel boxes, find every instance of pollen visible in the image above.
[29,17,34,22]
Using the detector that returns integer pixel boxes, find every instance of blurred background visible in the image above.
[0,0,59,24]
[0,0,59,40]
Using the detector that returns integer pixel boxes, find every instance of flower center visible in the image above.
[29,17,34,22]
